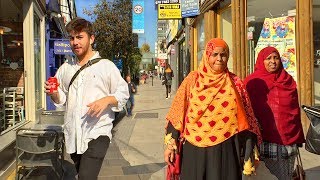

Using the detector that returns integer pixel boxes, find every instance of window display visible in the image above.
[197,16,205,67]
[247,0,296,78]
[219,7,233,72]
[313,0,320,104]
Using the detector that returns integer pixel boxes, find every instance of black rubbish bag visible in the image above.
[302,105,320,155]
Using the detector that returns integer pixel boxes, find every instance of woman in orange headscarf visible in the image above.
[164,38,261,180]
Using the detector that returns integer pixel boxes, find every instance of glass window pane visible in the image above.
[34,13,42,109]
[247,0,296,80]
[0,0,25,133]
[219,8,233,72]
[313,0,320,105]
[197,17,205,67]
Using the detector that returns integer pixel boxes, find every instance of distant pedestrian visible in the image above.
[44,17,129,179]
[126,75,136,116]
[244,46,305,179]
[164,64,174,99]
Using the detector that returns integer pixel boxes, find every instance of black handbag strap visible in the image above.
[68,58,103,91]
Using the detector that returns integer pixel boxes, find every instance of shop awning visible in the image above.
[53,17,68,37]
[47,0,61,14]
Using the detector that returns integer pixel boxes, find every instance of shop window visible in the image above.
[313,0,320,105]
[0,0,25,134]
[247,0,296,80]
[197,16,205,67]
[218,6,233,72]
[34,13,42,110]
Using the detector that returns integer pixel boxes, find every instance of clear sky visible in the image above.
[75,0,157,52]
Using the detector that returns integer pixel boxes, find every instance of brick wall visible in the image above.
[0,68,24,89]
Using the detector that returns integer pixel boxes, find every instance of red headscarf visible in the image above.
[244,46,305,145]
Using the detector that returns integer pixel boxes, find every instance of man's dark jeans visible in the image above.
[70,136,110,180]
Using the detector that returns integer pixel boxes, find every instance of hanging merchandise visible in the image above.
[255,16,297,81]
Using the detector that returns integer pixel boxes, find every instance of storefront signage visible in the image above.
[113,58,123,72]
[155,0,180,4]
[132,0,144,34]
[158,53,168,59]
[53,40,73,55]
[315,50,320,66]
[255,16,297,81]
[158,4,182,19]
[157,58,166,67]
[181,0,199,18]
[155,0,169,4]
[170,46,175,55]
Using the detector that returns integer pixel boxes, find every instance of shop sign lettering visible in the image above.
[181,0,199,17]
[54,40,73,55]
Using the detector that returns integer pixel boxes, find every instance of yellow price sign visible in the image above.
[158,4,181,19]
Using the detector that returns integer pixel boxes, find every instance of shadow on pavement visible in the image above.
[0,142,15,172]
[113,110,127,127]
[122,162,166,175]
[305,166,320,180]
[14,159,76,180]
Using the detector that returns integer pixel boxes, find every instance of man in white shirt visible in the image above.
[44,17,129,179]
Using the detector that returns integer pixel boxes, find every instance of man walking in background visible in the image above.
[126,75,136,116]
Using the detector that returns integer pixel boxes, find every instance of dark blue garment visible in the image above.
[127,82,136,116]
[127,82,136,96]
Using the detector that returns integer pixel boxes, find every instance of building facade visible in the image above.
[0,0,46,138]
[0,0,76,169]
[45,0,77,110]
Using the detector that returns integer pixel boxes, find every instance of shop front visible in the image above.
[313,0,320,105]
[189,0,317,131]
[0,0,46,149]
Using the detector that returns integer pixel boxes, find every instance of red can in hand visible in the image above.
[48,77,59,93]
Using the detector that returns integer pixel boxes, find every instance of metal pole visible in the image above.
[152,57,154,86]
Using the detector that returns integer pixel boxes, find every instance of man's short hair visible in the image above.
[66,17,94,36]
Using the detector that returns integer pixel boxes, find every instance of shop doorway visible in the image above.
[178,39,185,85]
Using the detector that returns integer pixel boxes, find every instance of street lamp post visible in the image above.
[151,57,154,86]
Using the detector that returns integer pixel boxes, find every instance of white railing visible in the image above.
[0,87,25,135]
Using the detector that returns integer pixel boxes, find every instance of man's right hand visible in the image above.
[44,81,60,103]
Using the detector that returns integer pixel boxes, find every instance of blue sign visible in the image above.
[113,58,123,72]
[53,40,73,55]
[181,0,199,18]
[132,0,144,34]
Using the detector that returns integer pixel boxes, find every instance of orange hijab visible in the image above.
[167,38,255,147]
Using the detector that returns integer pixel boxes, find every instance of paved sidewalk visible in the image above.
[105,77,170,179]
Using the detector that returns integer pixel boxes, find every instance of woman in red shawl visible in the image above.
[164,38,261,180]
[244,46,305,179]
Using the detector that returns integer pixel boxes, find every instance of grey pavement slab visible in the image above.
[98,175,141,180]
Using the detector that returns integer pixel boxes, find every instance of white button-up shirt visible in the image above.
[54,51,129,154]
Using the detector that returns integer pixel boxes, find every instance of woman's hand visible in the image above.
[164,148,175,166]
